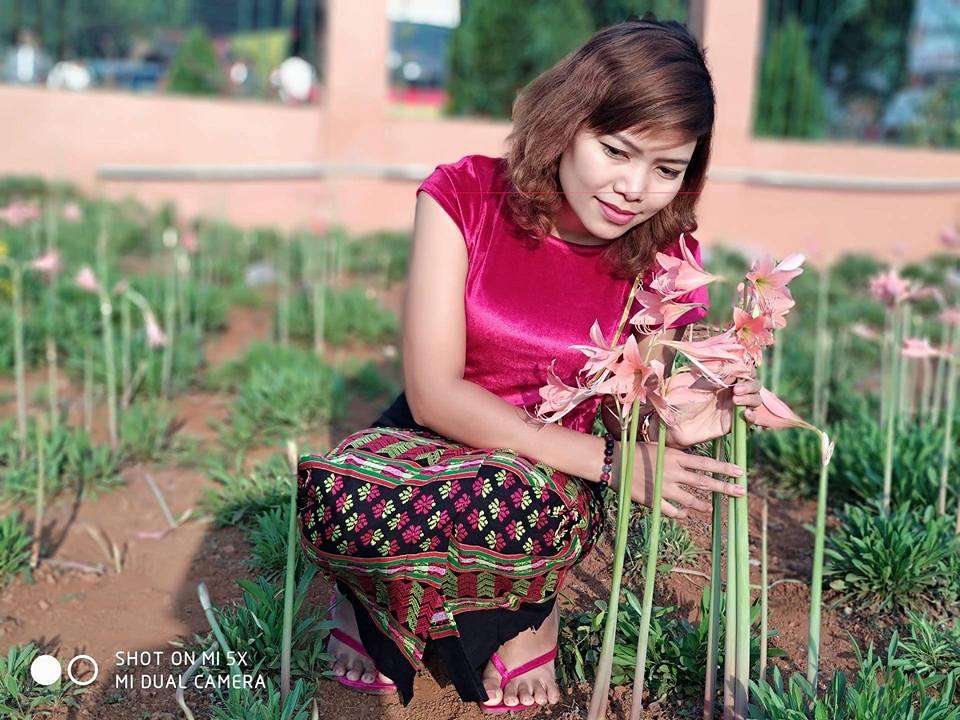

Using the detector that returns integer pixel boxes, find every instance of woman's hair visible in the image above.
[503,16,715,280]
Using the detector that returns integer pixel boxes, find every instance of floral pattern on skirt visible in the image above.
[296,425,607,671]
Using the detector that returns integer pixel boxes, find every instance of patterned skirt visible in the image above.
[296,411,608,705]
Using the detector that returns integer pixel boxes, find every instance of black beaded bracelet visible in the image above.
[600,432,616,485]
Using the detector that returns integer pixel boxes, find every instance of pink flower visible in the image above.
[734,307,773,364]
[62,202,82,222]
[849,323,880,342]
[0,200,41,226]
[534,360,595,423]
[630,289,705,331]
[941,224,960,249]
[901,337,942,359]
[744,253,804,313]
[144,312,168,348]
[593,334,656,409]
[939,307,960,327]
[752,388,818,434]
[650,232,719,299]
[569,320,622,376]
[869,270,911,307]
[75,265,101,293]
[27,250,62,276]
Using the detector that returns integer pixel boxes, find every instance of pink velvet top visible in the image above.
[415,154,710,434]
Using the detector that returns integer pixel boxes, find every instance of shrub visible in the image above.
[208,676,315,720]
[245,505,304,582]
[0,643,85,718]
[201,452,293,528]
[167,25,225,96]
[825,502,960,615]
[895,611,960,701]
[0,510,31,588]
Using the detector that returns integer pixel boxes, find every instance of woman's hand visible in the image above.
[657,373,763,448]
[609,440,746,519]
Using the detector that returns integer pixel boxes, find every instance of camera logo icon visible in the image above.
[30,654,99,687]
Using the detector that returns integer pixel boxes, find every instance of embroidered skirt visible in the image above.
[296,395,607,705]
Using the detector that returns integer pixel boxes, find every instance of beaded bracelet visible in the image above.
[600,432,616,485]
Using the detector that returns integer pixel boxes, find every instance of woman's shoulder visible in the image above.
[426,153,509,192]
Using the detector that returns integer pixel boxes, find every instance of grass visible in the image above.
[0,510,31,588]
[0,643,86,719]
[201,452,295,528]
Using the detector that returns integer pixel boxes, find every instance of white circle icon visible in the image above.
[30,655,62,686]
[66,655,98,686]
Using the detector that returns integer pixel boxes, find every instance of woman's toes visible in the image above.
[517,683,536,706]
[481,676,503,706]
[331,658,347,677]
[377,671,394,685]
[502,686,521,707]
[546,679,561,704]
[360,668,376,684]
[345,659,365,682]
[533,681,549,706]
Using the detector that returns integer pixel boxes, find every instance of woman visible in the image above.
[297,15,761,713]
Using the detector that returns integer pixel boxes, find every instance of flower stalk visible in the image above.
[703,438,724,720]
[938,323,958,516]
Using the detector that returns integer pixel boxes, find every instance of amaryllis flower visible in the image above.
[869,269,911,307]
[27,250,62,276]
[144,312,168,348]
[533,360,595,423]
[659,327,747,385]
[733,307,773,364]
[75,265,101,293]
[62,202,82,222]
[569,320,623,377]
[939,307,960,327]
[901,337,942,359]
[0,200,41,226]
[630,289,705,331]
[941,224,960,249]
[751,387,832,464]
[649,233,719,299]
[593,335,660,418]
[744,253,805,311]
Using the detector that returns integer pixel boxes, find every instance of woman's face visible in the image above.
[554,126,698,245]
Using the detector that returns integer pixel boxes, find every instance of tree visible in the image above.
[166,24,225,96]
[445,0,594,119]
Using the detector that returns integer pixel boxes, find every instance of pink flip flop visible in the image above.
[326,597,398,695]
[480,645,558,714]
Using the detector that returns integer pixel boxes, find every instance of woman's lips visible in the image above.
[596,197,638,225]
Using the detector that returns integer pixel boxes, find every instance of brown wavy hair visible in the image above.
[503,17,715,281]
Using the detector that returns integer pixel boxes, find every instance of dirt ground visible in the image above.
[0,284,876,719]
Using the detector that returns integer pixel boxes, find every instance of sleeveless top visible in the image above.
[378,154,710,435]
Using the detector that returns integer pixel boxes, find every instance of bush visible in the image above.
[167,25,225,96]
[749,634,960,719]
[0,510,31,588]
[245,505,304,582]
[202,452,294,528]
[895,610,960,701]
[825,502,960,615]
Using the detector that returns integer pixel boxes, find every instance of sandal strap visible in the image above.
[330,628,373,660]
[490,645,558,689]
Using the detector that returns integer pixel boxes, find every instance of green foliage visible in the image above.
[559,586,781,703]
[198,565,331,683]
[754,14,828,139]
[245,504,304,582]
[584,0,687,28]
[208,676,315,720]
[166,25,225,96]
[0,643,85,718]
[902,78,960,149]
[0,418,123,503]
[895,611,960,700]
[287,285,398,347]
[118,399,197,464]
[208,343,346,449]
[446,0,594,119]
[344,230,411,285]
[749,634,960,719]
[201,452,293,528]
[825,502,960,615]
[343,358,400,402]
[623,505,702,580]
[0,510,31,588]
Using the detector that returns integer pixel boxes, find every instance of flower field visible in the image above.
[0,176,958,719]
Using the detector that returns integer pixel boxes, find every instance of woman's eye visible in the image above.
[601,143,625,158]
[659,167,681,179]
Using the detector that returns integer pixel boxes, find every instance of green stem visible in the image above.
[629,419,668,720]
[723,459,737,720]
[197,582,244,685]
[938,325,958,516]
[30,417,46,568]
[897,304,912,431]
[770,330,783,396]
[806,435,830,686]
[11,265,27,459]
[760,498,768,684]
[99,291,118,448]
[120,296,132,409]
[931,337,948,426]
[161,250,177,399]
[882,306,903,514]
[703,439,724,720]
[587,403,640,720]
[83,341,93,434]
[278,238,290,346]
[733,407,750,719]
[281,440,300,702]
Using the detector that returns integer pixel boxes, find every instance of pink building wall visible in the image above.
[0,0,958,265]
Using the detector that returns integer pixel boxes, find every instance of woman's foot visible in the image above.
[328,588,394,686]
[481,602,562,709]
